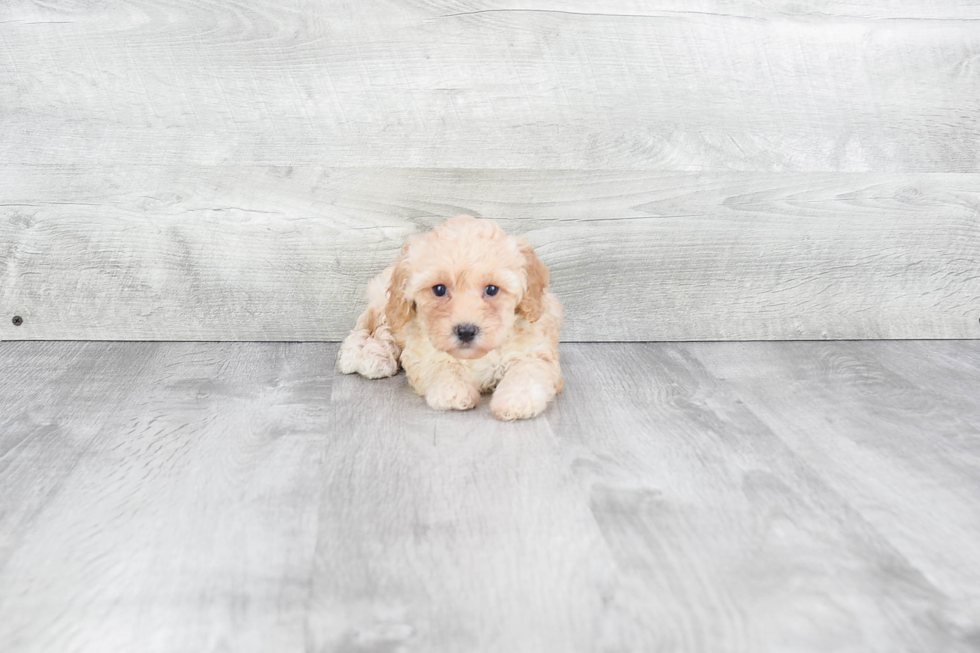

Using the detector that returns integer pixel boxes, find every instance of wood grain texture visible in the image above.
[2,167,978,341]
[310,358,613,652]
[551,342,980,652]
[2,0,979,171]
[3,0,980,341]
[690,341,980,611]
[2,341,979,652]
[0,342,334,653]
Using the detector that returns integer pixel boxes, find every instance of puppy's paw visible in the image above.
[337,330,399,379]
[491,382,549,421]
[356,343,399,379]
[426,377,480,411]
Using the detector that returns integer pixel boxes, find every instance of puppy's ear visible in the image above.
[516,238,549,323]
[385,242,415,333]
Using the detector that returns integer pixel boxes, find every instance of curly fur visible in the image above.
[337,215,563,420]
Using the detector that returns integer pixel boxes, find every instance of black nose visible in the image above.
[454,323,479,343]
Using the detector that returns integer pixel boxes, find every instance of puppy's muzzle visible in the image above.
[453,323,479,344]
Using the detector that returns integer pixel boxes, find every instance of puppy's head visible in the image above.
[385,215,549,359]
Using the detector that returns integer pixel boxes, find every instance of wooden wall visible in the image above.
[1,1,978,341]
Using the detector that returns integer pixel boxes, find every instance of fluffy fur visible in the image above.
[337,215,562,420]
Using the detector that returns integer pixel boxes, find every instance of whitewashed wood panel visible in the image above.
[0,342,333,653]
[551,343,980,652]
[1,0,979,171]
[690,341,980,610]
[308,357,614,653]
[1,166,977,341]
[3,341,979,651]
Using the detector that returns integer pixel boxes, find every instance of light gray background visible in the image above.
[2,1,978,341]
[2,340,979,652]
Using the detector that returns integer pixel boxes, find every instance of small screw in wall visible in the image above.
[12,316,23,326]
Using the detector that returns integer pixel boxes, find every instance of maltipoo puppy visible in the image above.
[337,215,562,420]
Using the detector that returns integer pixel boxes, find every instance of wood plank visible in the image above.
[307,366,615,652]
[0,342,159,574]
[0,342,333,653]
[689,341,980,612]
[2,341,980,651]
[1,1,979,171]
[428,0,980,20]
[2,167,978,341]
[549,343,979,652]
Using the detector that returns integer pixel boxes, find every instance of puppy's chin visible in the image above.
[448,346,490,360]
[431,337,492,359]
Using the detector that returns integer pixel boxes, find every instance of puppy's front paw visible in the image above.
[490,383,549,421]
[337,330,399,379]
[426,377,480,411]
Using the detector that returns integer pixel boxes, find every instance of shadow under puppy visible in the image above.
[337,215,562,420]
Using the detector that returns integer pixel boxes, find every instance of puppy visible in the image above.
[337,215,562,420]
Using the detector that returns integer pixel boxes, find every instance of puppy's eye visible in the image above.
[485,285,499,297]
[432,284,447,297]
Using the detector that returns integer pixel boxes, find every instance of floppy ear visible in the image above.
[516,238,549,323]
[384,242,416,333]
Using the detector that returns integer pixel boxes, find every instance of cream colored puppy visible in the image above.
[337,215,562,420]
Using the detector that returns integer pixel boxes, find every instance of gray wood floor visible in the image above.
[1,341,979,652]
